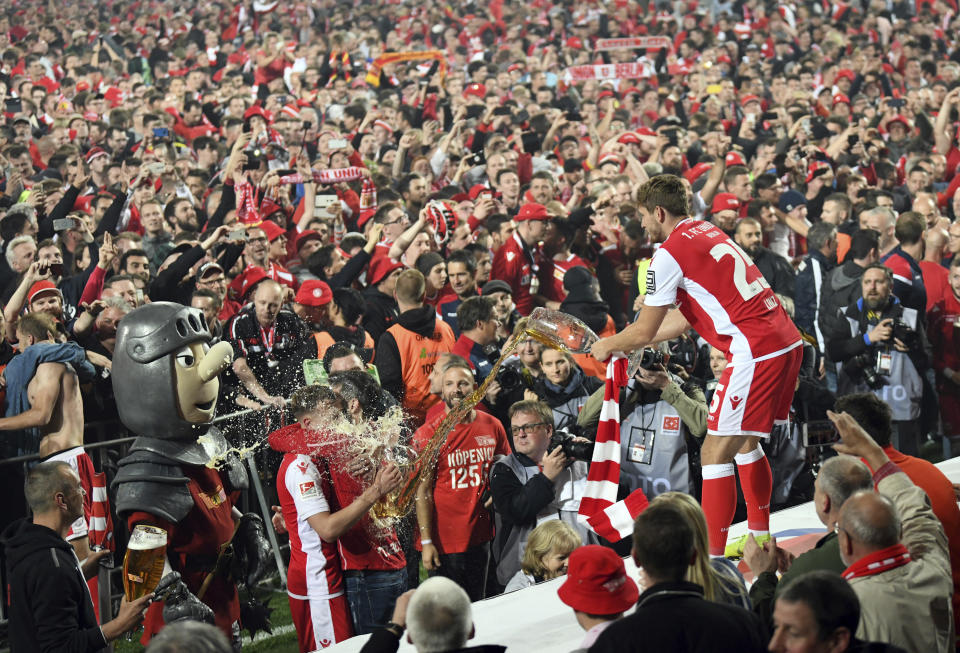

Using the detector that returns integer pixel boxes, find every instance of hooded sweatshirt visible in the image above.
[374,305,453,407]
[1,519,107,653]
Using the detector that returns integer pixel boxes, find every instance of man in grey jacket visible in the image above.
[828,409,954,652]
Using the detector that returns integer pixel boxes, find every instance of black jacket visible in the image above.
[362,286,399,342]
[818,259,867,340]
[752,246,796,299]
[1,519,108,653]
[795,249,834,339]
[589,581,766,653]
[375,305,440,404]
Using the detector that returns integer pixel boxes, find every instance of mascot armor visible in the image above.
[111,302,270,647]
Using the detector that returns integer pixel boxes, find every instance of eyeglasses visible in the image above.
[510,422,549,436]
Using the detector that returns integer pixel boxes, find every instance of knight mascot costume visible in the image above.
[111,302,271,648]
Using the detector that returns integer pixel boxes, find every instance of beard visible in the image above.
[443,391,467,410]
[863,293,889,311]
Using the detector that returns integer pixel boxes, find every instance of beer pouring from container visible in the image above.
[526,308,647,374]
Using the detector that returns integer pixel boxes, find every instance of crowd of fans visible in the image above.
[4,0,960,649]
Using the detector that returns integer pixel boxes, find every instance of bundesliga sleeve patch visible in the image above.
[646,269,656,294]
[299,481,320,499]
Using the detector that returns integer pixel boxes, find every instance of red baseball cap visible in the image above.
[835,68,856,82]
[806,160,832,183]
[368,256,405,286]
[238,266,270,300]
[295,229,324,251]
[684,161,713,183]
[515,203,550,222]
[468,184,493,201]
[740,94,761,107]
[295,280,332,306]
[832,93,850,106]
[557,545,639,616]
[887,115,911,131]
[260,220,286,243]
[85,147,109,164]
[28,280,62,305]
[725,151,746,166]
[711,192,740,213]
[617,132,642,145]
[463,83,487,98]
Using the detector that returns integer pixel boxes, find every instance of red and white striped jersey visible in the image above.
[644,219,800,362]
[278,453,344,600]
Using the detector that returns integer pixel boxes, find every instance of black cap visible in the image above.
[481,280,512,296]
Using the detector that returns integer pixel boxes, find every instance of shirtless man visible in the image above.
[0,313,111,584]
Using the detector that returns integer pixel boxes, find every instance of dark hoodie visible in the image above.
[374,305,443,404]
[1,519,108,653]
[818,259,867,339]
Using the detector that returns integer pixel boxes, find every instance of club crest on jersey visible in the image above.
[506,251,516,262]
[729,395,743,410]
[646,269,656,294]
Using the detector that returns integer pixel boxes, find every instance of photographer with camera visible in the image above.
[530,348,602,432]
[824,264,931,455]
[490,400,593,589]
[578,345,707,500]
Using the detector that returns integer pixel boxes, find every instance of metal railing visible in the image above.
[0,404,292,650]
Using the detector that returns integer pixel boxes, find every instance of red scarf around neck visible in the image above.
[843,542,911,581]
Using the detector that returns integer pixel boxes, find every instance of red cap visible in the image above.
[260,220,286,243]
[295,280,332,306]
[295,229,324,251]
[684,161,713,183]
[515,203,550,222]
[711,192,740,213]
[368,256,405,286]
[832,93,850,106]
[806,160,832,183]
[835,68,856,82]
[636,126,656,137]
[597,89,615,100]
[557,546,639,616]
[468,184,493,201]
[725,151,746,166]
[617,132,641,145]
[28,280,61,305]
[463,83,487,98]
[566,36,584,50]
[243,105,270,123]
[85,146,109,164]
[598,153,622,168]
[887,115,911,131]
[740,94,761,107]
[373,119,393,134]
[238,266,270,299]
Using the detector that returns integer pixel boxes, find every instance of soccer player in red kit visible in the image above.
[591,175,802,558]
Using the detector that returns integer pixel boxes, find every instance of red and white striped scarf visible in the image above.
[578,355,649,542]
[235,178,261,225]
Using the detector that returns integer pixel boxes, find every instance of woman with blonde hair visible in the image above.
[651,492,751,609]
[504,520,582,593]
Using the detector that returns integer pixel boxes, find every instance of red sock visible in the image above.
[736,447,772,533]
[701,463,737,557]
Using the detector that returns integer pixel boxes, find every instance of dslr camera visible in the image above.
[548,427,594,462]
[890,318,918,349]
[846,351,887,390]
[637,348,666,371]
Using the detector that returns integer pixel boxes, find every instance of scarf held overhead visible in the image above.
[577,355,649,542]
[365,50,447,87]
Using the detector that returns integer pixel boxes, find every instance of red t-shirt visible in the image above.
[644,218,800,362]
[543,254,592,303]
[919,260,948,313]
[411,411,510,554]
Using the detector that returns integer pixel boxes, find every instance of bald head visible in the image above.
[925,227,948,260]
[839,490,901,565]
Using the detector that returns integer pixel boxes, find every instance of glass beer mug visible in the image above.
[123,525,168,601]
[526,308,647,375]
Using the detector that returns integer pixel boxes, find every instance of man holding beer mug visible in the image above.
[3,461,151,651]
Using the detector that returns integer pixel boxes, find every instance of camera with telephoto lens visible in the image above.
[548,428,595,462]
[890,318,918,349]
[637,348,666,371]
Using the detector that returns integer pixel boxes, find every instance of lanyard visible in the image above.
[260,324,276,353]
